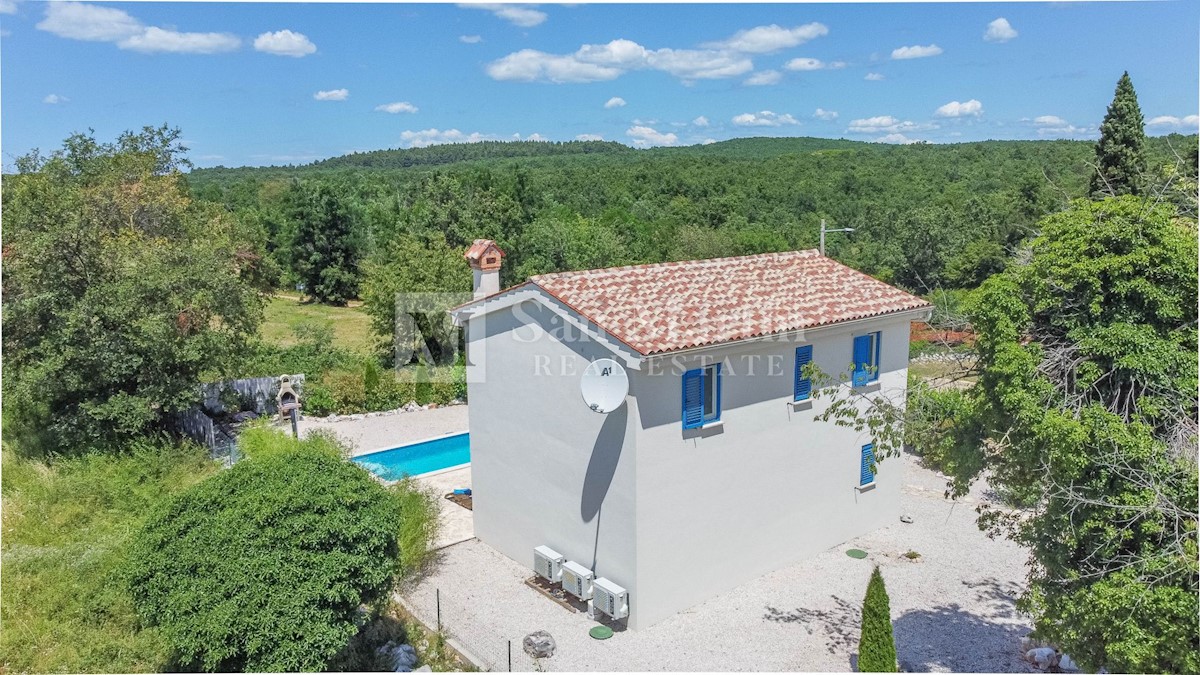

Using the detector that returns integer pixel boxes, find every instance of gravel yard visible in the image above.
[398,453,1037,672]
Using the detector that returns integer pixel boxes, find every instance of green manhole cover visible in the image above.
[846,549,868,559]
[590,625,614,640]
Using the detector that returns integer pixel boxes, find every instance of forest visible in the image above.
[189,133,1198,307]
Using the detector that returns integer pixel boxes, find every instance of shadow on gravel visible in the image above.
[764,595,861,654]
[892,578,1031,673]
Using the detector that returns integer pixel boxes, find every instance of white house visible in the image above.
[450,240,932,630]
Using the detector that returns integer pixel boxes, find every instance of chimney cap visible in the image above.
[465,239,505,271]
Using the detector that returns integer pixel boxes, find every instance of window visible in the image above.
[794,345,813,401]
[852,331,881,387]
[860,443,876,486]
[682,364,721,429]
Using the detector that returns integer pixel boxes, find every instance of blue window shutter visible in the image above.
[871,331,882,382]
[712,363,722,422]
[852,335,871,386]
[682,369,704,429]
[860,443,875,485]
[794,345,813,401]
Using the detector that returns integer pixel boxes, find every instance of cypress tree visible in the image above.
[858,566,898,672]
[1089,71,1146,199]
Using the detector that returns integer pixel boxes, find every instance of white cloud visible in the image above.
[693,116,709,127]
[375,101,418,114]
[575,133,605,141]
[1032,115,1068,126]
[314,88,349,101]
[813,108,838,121]
[487,39,752,83]
[865,72,885,81]
[934,99,983,117]
[576,39,648,68]
[984,18,1018,43]
[604,96,627,109]
[0,0,18,15]
[1147,115,1200,128]
[486,48,622,83]
[626,125,678,147]
[516,132,548,142]
[460,3,546,28]
[891,44,943,60]
[1026,115,1092,136]
[782,57,820,70]
[117,26,240,54]
[744,70,781,86]
[459,35,483,44]
[707,22,828,54]
[848,116,935,134]
[645,48,752,80]
[876,133,920,144]
[43,93,69,104]
[732,110,800,127]
[254,29,316,57]
[37,2,142,42]
[701,138,717,145]
[1037,124,1092,137]
[37,2,239,54]
[400,128,493,148]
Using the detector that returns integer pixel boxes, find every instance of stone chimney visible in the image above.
[465,239,505,300]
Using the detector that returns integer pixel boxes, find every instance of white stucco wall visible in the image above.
[629,320,910,628]
[466,300,641,612]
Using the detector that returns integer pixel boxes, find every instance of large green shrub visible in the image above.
[126,436,408,672]
[858,566,897,672]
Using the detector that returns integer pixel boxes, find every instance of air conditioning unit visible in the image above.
[560,561,594,600]
[592,577,629,619]
[533,545,564,583]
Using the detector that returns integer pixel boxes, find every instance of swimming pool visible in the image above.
[353,431,470,481]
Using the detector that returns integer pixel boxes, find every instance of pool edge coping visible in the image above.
[352,429,470,460]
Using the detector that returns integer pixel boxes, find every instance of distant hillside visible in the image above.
[310,139,631,169]
[190,134,1200,182]
[656,136,876,159]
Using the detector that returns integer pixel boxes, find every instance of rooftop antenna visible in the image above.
[820,219,855,256]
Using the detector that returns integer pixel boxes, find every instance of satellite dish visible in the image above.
[580,358,628,414]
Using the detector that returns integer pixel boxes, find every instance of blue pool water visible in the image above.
[354,432,471,480]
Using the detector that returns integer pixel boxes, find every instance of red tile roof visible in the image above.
[513,250,930,356]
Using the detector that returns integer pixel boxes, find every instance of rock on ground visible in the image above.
[523,630,556,658]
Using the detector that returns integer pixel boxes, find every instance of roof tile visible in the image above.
[527,249,930,355]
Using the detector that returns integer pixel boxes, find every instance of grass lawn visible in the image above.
[262,294,375,356]
[909,356,978,389]
[0,442,219,673]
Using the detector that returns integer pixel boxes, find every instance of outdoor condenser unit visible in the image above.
[592,577,629,620]
[560,561,594,600]
[533,545,565,583]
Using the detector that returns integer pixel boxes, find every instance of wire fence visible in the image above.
[409,588,544,672]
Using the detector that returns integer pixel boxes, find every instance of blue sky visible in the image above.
[2,1,1198,168]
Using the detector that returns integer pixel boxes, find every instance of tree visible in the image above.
[285,181,362,304]
[360,233,471,365]
[963,196,1199,673]
[858,566,897,672]
[1,127,269,455]
[126,432,415,672]
[1090,72,1147,199]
